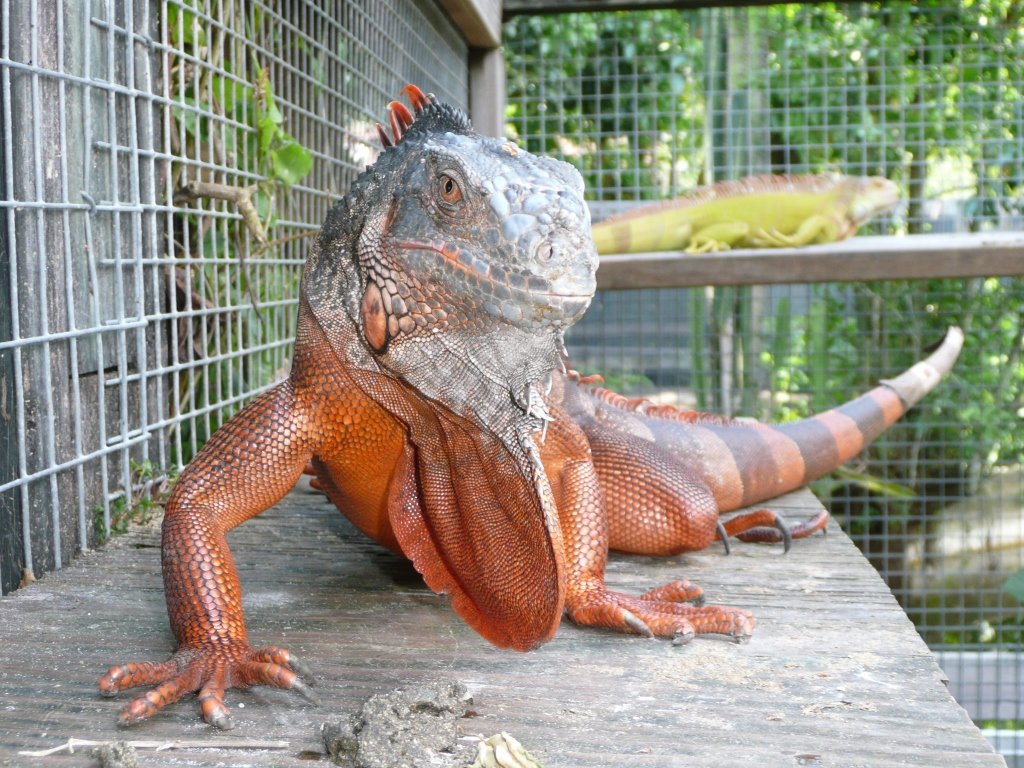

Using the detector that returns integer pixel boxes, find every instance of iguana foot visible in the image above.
[98,644,318,728]
[567,580,754,645]
[684,239,730,254]
[751,227,801,247]
[721,508,829,553]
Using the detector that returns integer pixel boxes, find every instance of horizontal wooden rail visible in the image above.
[595,232,1024,290]
[504,0,828,18]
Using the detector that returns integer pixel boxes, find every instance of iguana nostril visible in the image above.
[537,242,554,262]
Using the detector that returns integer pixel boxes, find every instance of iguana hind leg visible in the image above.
[685,220,751,254]
[540,411,754,644]
[751,213,839,247]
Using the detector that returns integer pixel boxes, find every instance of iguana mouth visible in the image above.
[387,237,590,295]
[384,237,592,328]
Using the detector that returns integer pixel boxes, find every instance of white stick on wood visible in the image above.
[18,737,290,757]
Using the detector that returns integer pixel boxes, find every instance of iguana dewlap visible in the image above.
[591,174,899,254]
[98,87,961,729]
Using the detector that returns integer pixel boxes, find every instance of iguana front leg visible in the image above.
[540,411,754,644]
[98,381,320,728]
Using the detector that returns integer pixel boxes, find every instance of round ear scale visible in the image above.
[400,84,430,113]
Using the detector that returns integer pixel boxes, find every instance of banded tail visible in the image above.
[575,326,963,513]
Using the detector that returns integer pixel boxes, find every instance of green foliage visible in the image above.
[167,3,309,466]
[254,65,312,189]
[506,11,708,201]
[93,460,174,545]
[505,2,1024,229]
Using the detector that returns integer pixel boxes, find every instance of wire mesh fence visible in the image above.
[505,2,1024,760]
[0,0,467,594]
[505,2,1024,231]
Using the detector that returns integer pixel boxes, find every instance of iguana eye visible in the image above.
[439,175,462,204]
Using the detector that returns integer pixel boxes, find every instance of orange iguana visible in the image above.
[591,174,900,254]
[98,87,961,729]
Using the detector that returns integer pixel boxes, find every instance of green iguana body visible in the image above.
[591,174,899,255]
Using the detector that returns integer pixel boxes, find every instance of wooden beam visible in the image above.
[504,0,833,18]
[437,0,502,47]
[469,46,506,138]
[596,232,1024,290]
[0,484,1006,767]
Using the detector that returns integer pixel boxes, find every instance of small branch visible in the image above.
[253,227,320,258]
[174,181,268,247]
[19,738,290,757]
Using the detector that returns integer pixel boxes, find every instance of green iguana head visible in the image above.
[845,175,900,228]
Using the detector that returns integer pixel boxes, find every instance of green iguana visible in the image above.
[591,173,900,255]
[97,87,960,729]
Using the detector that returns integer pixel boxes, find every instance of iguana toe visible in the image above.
[566,583,754,643]
[723,508,829,552]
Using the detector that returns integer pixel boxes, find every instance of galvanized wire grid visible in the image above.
[506,2,1024,759]
[0,0,467,594]
[505,3,1024,231]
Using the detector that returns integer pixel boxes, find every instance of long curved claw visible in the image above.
[251,647,317,684]
[278,652,317,685]
[621,610,654,638]
[375,123,393,148]
[673,627,695,646]
[717,521,731,555]
[290,677,322,706]
[775,515,792,553]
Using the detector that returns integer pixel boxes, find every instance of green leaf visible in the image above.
[265,99,284,126]
[830,465,917,499]
[272,141,312,187]
[1002,569,1024,602]
[258,115,278,155]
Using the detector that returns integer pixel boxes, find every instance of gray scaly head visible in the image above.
[304,85,597,442]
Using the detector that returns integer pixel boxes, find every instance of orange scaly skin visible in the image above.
[99,86,963,728]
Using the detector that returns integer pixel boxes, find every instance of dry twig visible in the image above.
[19,737,290,757]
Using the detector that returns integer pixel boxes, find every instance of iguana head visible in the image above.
[846,175,900,228]
[321,86,596,361]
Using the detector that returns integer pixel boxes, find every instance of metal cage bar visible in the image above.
[0,0,467,589]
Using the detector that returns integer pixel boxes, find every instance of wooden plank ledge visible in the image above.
[0,481,1004,767]
[595,232,1024,290]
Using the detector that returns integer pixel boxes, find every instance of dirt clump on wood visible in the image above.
[322,679,473,767]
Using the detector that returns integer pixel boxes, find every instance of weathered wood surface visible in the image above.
[595,232,1024,290]
[0,481,1004,767]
